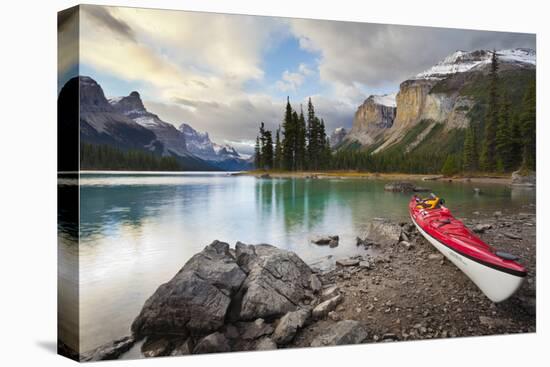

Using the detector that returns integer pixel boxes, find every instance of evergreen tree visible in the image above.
[254,136,261,169]
[509,112,523,170]
[282,97,295,170]
[520,80,536,170]
[495,89,513,171]
[274,127,282,170]
[480,50,499,171]
[306,98,319,169]
[296,107,307,170]
[462,125,477,172]
[262,130,274,169]
[441,154,461,176]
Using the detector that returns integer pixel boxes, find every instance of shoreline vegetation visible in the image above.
[237,169,517,185]
[75,211,536,361]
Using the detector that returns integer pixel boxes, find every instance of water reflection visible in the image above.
[58,173,535,353]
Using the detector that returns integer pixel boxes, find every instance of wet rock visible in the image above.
[473,223,493,233]
[193,332,231,354]
[312,294,344,319]
[273,309,311,345]
[238,244,313,320]
[131,241,246,338]
[310,320,368,347]
[511,170,535,187]
[255,337,277,350]
[336,258,360,267]
[356,237,374,247]
[141,337,177,358]
[81,336,136,361]
[312,235,339,247]
[240,318,274,340]
[363,219,403,246]
[384,182,416,192]
[473,188,481,194]
[259,173,271,179]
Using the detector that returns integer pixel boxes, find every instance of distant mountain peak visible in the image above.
[110,90,147,117]
[415,48,536,80]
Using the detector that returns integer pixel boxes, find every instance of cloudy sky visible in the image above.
[59,5,535,155]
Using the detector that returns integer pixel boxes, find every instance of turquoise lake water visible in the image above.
[57,172,535,352]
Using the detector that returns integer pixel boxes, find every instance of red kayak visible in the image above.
[409,196,526,302]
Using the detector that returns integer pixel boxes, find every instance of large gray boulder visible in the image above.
[272,309,311,345]
[236,243,314,320]
[131,241,246,338]
[193,332,231,354]
[310,320,368,347]
[363,219,403,246]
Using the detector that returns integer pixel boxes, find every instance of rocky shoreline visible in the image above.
[77,211,535,361]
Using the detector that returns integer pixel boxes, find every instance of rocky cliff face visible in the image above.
[77,76,158,151]
[344,94,396,146]
[330,127,347,147]
[110,91,190,158]
[345,48,535,154]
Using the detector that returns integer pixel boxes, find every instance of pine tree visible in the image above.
[282,97,295,170]
[254,136,261,169]
[441,154,460,176]
[274,127,282,170]
[262,130,274,169]
[306,97,318,170]
[462,125,477,173]
[296,107,307,170]
[495,89,513,171]
[509,112,523,170]
[520,80,536,171]
[480,50,499,172]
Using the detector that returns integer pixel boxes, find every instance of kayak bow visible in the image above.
[409,197,526,302]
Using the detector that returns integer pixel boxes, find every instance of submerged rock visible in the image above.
[312,235,339,247]
[310,320,368,347]
[80,336,136,361]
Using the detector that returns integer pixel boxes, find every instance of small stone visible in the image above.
[336,258,360,267]
[399,241,413,250]
[473,223,492,233]
[359,260,373,269]
[503,232,522,240]
[312,294,344,319]
[310,320,368,347]
[328,311,341,321]
[240,319,274,340]
[494,211,502,217]
[428,253,444,261]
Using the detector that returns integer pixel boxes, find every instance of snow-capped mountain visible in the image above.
[179,123,251,170]
[110,91,191,158]
[371,93,397,108]
[330,127,347,147]
[415,48,535,80]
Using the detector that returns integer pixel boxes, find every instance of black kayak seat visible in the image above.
[495,251,519,261]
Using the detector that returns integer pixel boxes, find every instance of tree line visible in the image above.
[80,143,182,171]
[255,97,331,170]
[459,50,536,175]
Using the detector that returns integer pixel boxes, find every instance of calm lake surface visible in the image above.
[58,172,535,352]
